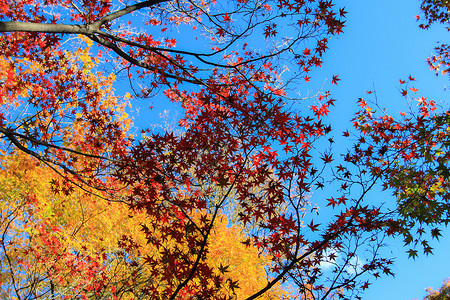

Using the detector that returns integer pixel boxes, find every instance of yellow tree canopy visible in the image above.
[0,151,293,299]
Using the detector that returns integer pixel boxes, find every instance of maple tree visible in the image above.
[2,0,450,299]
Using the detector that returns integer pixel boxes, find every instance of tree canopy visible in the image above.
[0,0,449,299]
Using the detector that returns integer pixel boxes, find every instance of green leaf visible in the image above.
[431,228,442,240]
[407,249,418,259]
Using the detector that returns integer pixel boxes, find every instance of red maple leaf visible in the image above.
[308,220,320,232]
[216,27,226,37]
[332,75,340,85]
[337,164,345,172]
[321,153,333,163]
[222,13,231,22]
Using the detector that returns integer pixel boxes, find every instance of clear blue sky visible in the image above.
[315,1,450,299]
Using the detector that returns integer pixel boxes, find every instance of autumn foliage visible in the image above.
[0,0,449,299]
[422,277,450,300]
[1,151,294,299]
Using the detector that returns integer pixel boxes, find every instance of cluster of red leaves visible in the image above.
[115,70,338,298]
[21,222,112,298]
[427,43,450,75]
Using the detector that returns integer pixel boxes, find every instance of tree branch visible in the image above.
[0,21,92,34]
[91,0,171,28]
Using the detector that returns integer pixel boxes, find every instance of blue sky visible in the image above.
[316,1,450,299]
